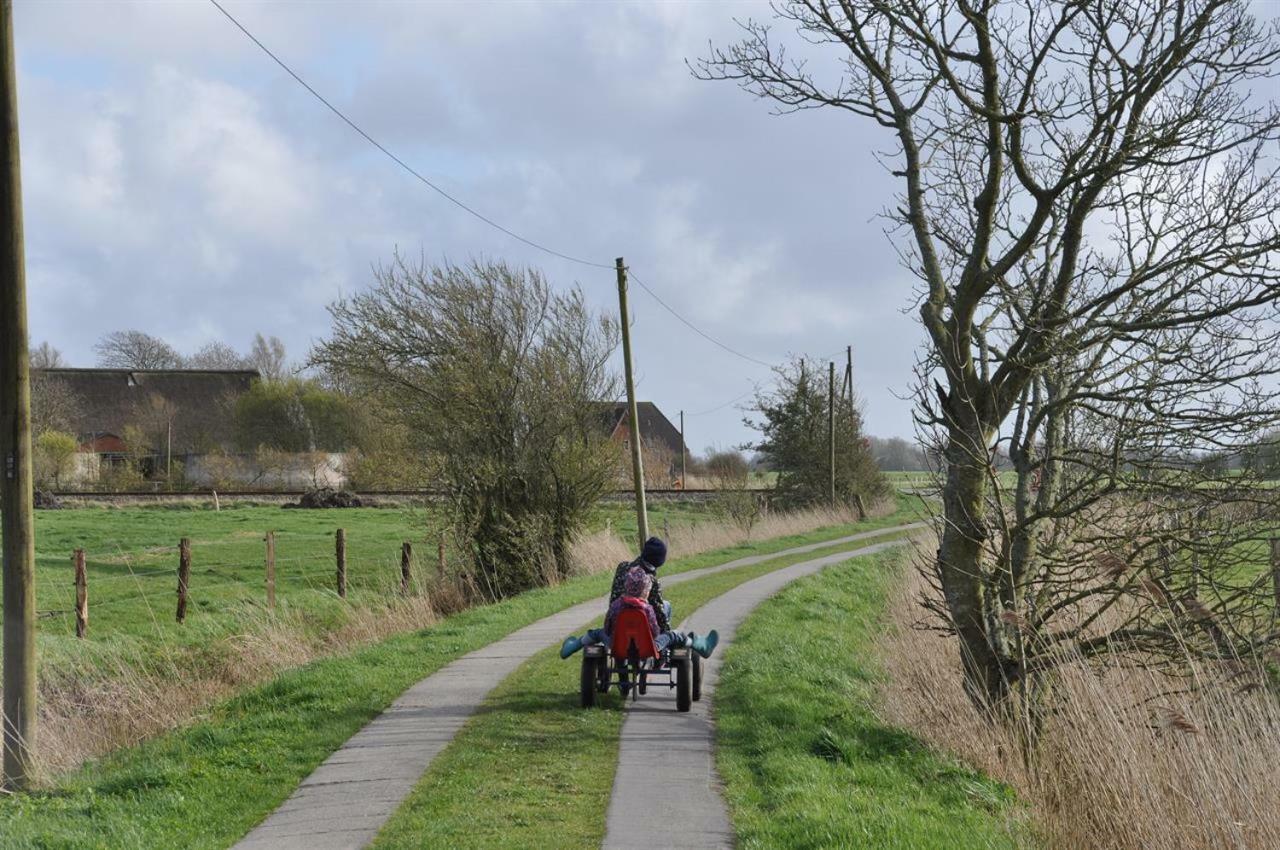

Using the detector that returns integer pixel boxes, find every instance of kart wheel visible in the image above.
[676,657,692,712]
[639,670,648,696]
[580,655,598,708]
[691,652,703,702]
[596,658,610,693]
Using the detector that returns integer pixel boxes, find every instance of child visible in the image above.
[560,566,718,659]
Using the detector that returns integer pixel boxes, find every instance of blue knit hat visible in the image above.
[642,537,667,568]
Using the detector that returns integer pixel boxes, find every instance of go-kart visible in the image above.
[579,607,702,712]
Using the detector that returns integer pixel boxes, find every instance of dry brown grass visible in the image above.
[568,500,889,576]
[879,537,1280,850]
[33,593,444,777]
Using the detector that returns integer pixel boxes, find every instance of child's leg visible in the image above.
[561,628,608,659]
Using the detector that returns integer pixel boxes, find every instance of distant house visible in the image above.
[597,401,688,480]
[36,368,259,466]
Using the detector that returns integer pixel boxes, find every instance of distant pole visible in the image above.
[845,345,853,404]
[616,257,649,546]
[679,410,686,490]
[0,0,36,789]
[828,361,836,507]
[166,417,172,488]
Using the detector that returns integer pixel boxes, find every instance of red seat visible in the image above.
[610,607,659,660]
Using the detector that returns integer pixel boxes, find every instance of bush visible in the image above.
[33,430,79,489]
[313,257,619,598]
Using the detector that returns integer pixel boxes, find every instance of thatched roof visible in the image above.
[597,401,685,457]
[35,368,259,454]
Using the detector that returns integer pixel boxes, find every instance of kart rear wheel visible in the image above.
[639,670,648,696]
[691,652,703,702]
[580,655,598,708]
[676,657,692,712]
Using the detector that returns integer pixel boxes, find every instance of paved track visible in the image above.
[233,523,924,850]
[602,538,911,850]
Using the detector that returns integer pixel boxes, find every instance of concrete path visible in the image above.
[603,538,910,850]
[233,522,924,850]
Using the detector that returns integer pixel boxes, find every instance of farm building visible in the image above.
[36,368,258,461]
[597,401,689,484]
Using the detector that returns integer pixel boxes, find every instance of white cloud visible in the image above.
[15,0,926,443]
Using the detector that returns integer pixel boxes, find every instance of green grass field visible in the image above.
[0,504,922,849]
[17,499,715,640]
[716,548,1023,849]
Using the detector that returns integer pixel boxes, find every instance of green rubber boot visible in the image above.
[690,629,719,659]
[560,635,584,659]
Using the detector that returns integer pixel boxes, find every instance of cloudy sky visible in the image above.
[15,0,925,449]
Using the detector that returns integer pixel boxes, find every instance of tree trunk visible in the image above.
[938,433,1009,710]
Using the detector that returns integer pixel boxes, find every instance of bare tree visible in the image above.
[93,330,184,369]
[30,341,64,369]
[30,375,80,437]
[312,257,620,597]
[187,341,247,370]
[700,1,1280,709]
[248,333,288,381]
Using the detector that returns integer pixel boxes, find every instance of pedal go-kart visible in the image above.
[579,607,702,712]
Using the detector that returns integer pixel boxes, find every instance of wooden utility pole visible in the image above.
[616,257,649,546]
[0,0,35,788]
[845,346,853,404]
[828,361,837,507]
[679,410,686,490]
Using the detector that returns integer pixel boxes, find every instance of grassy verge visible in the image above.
[0,504,919,849]
[716,548,1024,849]
[370,529,918,849]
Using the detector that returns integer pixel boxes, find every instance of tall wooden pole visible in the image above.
[0,0,35,791]
[679,410,686,490]
[828,361,836,507]
[845,345,853,404]
[616,257,649,546]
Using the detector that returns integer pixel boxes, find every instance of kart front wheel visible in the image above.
[580,655,598,708]
[691,652,703,702]
[676,656,692,712]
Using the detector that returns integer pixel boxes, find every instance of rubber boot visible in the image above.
[560,635,584,659]
[690,629,719,659]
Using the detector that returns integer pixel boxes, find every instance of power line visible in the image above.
[626,269,776,369]
[688,387,757,417]
[209,1,791,373]
[207,0,613,271]
[685,346,848,417]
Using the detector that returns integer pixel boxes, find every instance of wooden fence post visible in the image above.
[265,531,276,610]
[1270,538,1280,612]
[73,548,87,639]
[176,537,191,623]
[336,528,347,599]
[401,542,413,594]
[437,534,446,582]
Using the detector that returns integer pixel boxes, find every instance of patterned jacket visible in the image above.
[604,595,660,640]
[608,558,671,632]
